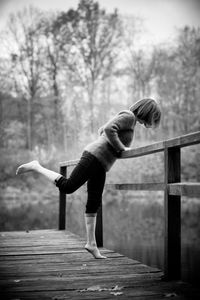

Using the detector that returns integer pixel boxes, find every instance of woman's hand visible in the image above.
[116,146,132,157]
[123,147,132,151]
[98,127,104,135]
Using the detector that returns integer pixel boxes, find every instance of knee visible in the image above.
[61,186,75,194]
[56,177,76,194]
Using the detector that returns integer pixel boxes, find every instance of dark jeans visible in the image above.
[55,151,106,214]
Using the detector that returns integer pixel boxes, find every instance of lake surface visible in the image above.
[104,237,200,285]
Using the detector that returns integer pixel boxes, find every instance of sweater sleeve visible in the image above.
[103,110,135,152]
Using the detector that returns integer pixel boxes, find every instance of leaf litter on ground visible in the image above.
[164,292,178,297]
[78,284,124,293]
[110,292,123,296]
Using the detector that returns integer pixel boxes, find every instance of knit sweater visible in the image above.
[84,110,136,171]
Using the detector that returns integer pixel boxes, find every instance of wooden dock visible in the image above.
[0,229,199,299]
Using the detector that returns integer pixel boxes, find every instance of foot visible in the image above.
[85,244,107,259]
[16,160,40,175]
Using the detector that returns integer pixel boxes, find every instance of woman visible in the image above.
[16,98,161,259]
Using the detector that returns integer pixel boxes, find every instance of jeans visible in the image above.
[55,151,106,214]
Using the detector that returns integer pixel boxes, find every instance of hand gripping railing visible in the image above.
[58,131,200,280]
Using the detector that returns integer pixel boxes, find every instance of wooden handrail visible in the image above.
[121,131,200,158]
[168,182,200,197]
[60,159,79,168]
[106,183,165,191]
[106,182,200,198]
[59,131,200,166]
[58,130,200,281]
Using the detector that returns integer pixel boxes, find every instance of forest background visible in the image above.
[0,0,200,284]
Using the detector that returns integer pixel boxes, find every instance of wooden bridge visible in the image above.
[1,131,200,299]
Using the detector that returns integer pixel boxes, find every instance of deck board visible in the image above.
[0,229,199,299]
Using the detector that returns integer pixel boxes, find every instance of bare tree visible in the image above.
[39,12,72,147]
[121,16,156,101]
[153,27,200,136]
[2,6,44,150]
[57,0,122,133]
[175,27,200,133]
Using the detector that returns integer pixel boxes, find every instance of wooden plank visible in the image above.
[100,181,200,196]
[121,131,200,159]
[0,229,84,241]
[2,279,198,300]
[165,131,200,149]
[59,166,67,230]
[0,229,199,300]
[121,141,164,159]
[106,183,165,191]
[0,273,164,293]
[96,204,103,247]
[59,159,79,167]
[168,182,200,197]
[1,274,198,300]
[164,147,181,280]
[3,282,199,300]
[0,262,160,279]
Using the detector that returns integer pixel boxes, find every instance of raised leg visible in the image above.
[16,160,61,184]
[84,213,106,259]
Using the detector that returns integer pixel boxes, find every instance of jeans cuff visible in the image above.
[54,175,63,186]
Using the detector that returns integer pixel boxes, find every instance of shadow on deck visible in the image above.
[0,229,199,299]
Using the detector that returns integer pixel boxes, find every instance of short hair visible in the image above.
[130,98,161,127]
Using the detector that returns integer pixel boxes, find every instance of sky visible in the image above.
[0,0,200,45]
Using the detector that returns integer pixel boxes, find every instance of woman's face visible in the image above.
[137,118,152,128]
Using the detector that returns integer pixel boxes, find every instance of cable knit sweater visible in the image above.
[84,110,136,171]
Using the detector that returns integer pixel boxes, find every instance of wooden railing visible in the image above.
[58,131,200,280]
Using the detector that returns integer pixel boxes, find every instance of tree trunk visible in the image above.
[63,116,67,153]
[27,97,32,150]
[88,83,95,133]
[53,75,59,132]
[0,94,3,146]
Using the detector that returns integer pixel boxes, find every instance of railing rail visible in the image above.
[58,131,200,281]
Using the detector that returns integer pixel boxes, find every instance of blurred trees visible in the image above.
[0,0,200,240]
[55,0,122,133]
[122,17,156,101]
[0,0,200,158]
[153,27,200,136]
[38,11,69,149]
[2,6,45,150]
[175,27,200,133]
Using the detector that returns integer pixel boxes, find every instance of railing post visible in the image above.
[95,203,103,247]
[164,147,181,280]
[59,166,67,230]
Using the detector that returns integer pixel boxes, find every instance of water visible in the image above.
[104,238,200,285]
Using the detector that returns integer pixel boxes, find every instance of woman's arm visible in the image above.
[103,110,135,153]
